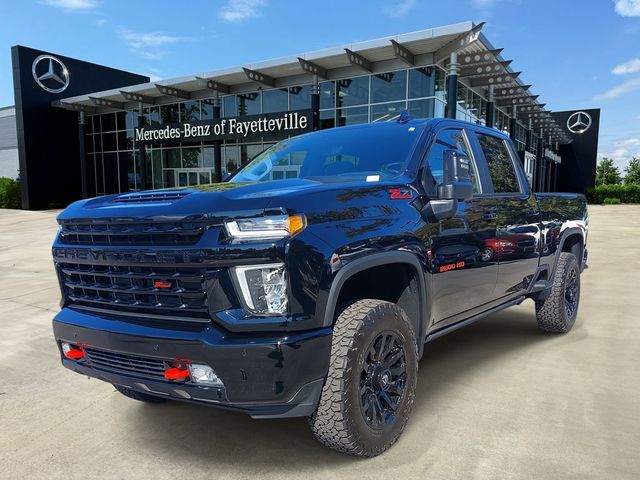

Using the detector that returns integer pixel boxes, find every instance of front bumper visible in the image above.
[53,307,332,418]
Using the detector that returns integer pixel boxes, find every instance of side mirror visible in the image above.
[438,150,474,201]
[420,150,474,221]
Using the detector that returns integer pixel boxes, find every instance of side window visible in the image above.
[476,134,521,193]
[426,129,480,193]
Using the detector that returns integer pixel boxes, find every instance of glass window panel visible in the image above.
[145,107,160,125]
[408,67,436,99]
[86,115,95,134]
[188,172,198,185]
[237,92,261,116]
[223,95,237,117]
[370,101,406,122]
[203,147,214,168]
[85,134,94,154]
[180,101,201,122]
[435,67,446,101]
[320,81,335,109]
[117,151,136,192]
[164,148,181,168]
[320,109,335,129]
[101,113,117,132]
[476,133,521,193]
[337,106,369,127]
[201,100,214,120]
[102,132,117,151]
[371,70,407,103]
[408,98,435,119]
[152,149,163,189]
[223,143,239,174]
[103,152,119,194]
[125,110,137,130]
[240,143,264,166]
[161,104,180,123]
[426,129,479,193]
[164,170,176,188]
[115,112,126,131]
[262,88,288,113]
[337,76,369,107]
[289,85,311,110]
[182,147,202,168]
[93,133,102,152]
[199,171,211,185]
[116,131,126,150]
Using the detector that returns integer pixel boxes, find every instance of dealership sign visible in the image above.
[134,109,312,144]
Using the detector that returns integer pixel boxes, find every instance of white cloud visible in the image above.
[40,0,99,10]
[614,0,640,16]
[117,27,188,60]
[219,0,266,22]
[117,28,185,49]
[612,58,640,75]
[593,76,640,100]
[383,0,416,17]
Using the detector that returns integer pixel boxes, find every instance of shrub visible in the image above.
[604,197,621,205]
[586,184,640,204]
[0,177,21,209]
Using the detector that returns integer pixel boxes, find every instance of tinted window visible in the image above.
[426,129,479,193]
[231,123,422,183]
[476,134,520,193]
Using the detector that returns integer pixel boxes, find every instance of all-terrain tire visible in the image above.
[113,385,170,403]
[535,252,581,333]
[308,299,418,457]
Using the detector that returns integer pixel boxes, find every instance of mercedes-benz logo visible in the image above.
[566,111,592,134]
[32,54,70,94]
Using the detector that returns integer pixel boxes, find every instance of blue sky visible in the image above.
[1,0,639,169]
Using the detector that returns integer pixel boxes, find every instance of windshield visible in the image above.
[230,123,423,183]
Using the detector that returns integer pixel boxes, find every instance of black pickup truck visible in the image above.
[52,118,588,457]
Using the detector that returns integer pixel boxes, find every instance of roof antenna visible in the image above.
[397,110,412,124]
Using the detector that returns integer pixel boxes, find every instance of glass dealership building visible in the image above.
[7,21,599,209]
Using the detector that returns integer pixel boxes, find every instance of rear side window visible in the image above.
[426,129,480,193]
[476,134,521,193]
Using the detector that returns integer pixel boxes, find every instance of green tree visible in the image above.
[624,157,640,184]
[595,158,622,186]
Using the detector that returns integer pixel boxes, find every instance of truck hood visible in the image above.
[57,178,402,223]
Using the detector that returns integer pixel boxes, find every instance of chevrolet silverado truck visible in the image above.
[52,118,588,457]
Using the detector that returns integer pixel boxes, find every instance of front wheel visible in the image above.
[535,252,581,333]
[308,299,418,457]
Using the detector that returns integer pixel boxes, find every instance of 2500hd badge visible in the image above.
[52,118,588,457]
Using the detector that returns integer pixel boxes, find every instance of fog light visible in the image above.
[188,364,224,386]
[233,263,287,315]
[61,342,85,360]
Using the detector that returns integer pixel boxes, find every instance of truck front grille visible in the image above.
[59,220,210,246]
[84,346,167,380]
[58,262,210,321]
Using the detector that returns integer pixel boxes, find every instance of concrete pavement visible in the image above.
[0,206,638,479]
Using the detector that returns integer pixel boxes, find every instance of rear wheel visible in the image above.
[309,299,418,457]
[113,385,170,403]
[535,252,581,333]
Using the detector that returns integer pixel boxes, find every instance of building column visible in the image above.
[311,74,320,131]
[485,85,495,128]
[536,133,544,192]
[212,92,222,183]
[525,118,532,152]
[78,111,88,198]
[509,105,517,141]
[137,102,147,191]
[446,51,458,119]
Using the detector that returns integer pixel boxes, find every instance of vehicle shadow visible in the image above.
[126,306,566,470]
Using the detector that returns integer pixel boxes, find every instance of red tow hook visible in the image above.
[65,348,85,360]
[164,367,189,380]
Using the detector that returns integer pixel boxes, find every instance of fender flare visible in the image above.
[551,227,585,277]
[318,251,429,355]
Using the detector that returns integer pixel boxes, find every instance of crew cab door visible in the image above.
[418,127,499,324]
[468,130,541,298]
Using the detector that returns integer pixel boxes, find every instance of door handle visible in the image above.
[483,212,497,220]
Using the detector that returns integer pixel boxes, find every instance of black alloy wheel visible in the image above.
[359,332,408,430]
